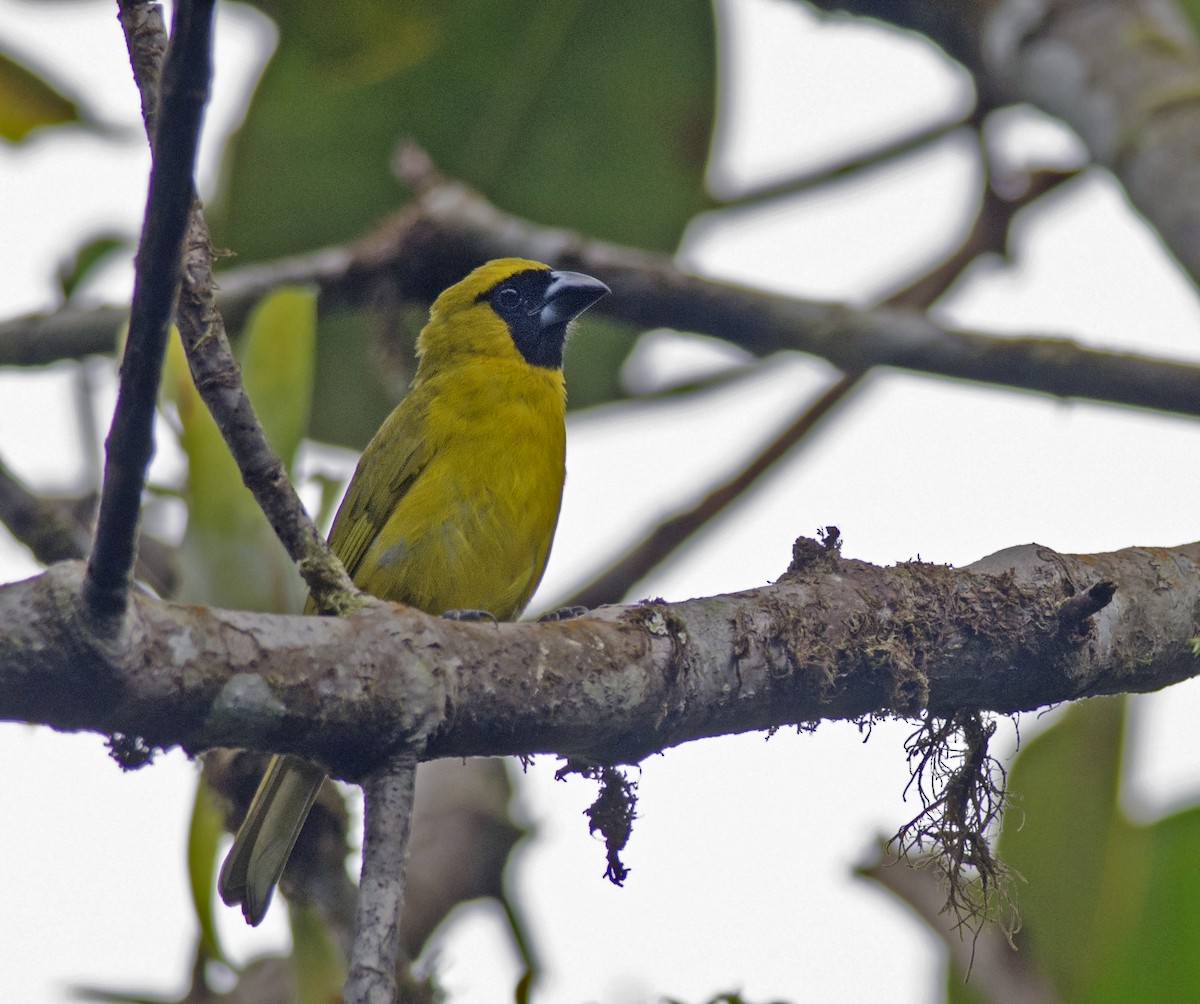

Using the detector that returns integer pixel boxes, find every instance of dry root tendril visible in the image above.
[892,710,1019,951]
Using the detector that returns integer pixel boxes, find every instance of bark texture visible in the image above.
[3,537,1196,776]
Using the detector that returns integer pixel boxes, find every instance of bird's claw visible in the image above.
[441,608,499,624]
[538,605,589,622]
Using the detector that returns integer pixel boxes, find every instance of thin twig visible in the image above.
[714,113,972,210]
[345,762,417,1004]
[117,0,359,615]
[561,370,865,608]
[883,167,1079,309]
[83,0,216,620]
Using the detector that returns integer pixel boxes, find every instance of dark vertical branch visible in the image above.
[83,0,216,619]
[117,1,359,614]
[345,762,418,1004]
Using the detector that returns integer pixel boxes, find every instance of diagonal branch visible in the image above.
[881,167,1078,309]
[712,113,975,210]
[0,454,177,596]
[561,370,865,609]
[0,455,94,567]
[117,1,359,617]
[83,0,216,620]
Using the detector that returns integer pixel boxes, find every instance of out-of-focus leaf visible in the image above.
[56,234,128,302]
[308,311,405,450]
[0,48,79,141]
[289,904,346,1004]
[215,1,713,259]
[1180,0,1200,38]
[995,697,1135,1000]
[212,1,713,446]
[187,777,228,964]
[563,314,638,412]
[239,286,318,474]
[164,287,317,611]
[309,470,347,534]
[1089,804,1200,1003]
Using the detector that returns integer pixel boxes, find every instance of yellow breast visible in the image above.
[340,358,566,620]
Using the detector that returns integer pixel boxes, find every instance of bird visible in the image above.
[218,257,609,925]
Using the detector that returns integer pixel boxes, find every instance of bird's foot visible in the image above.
[441,608,499,624]
[538,605,589,622]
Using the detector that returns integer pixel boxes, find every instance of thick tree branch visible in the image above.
[84,0,215,619]
[6,149,1200,421]
[4,538,1197,775]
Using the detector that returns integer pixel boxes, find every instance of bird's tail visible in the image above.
[218,753,327,926]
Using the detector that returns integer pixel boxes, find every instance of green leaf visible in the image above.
[56,234,128,302]
[186,778,228,965]
[996,696,1135,1000]
[289,904,346,1004]
[0,48,79,141]
[215,1,713,260]
[308,311,406,449]
[165,287,317,611]
[239,286,318,473]
[1088,804,1200,1003]
[1179,0,1200,38]
[563,314,639,412]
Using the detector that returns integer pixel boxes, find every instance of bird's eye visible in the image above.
[496,287,521,312]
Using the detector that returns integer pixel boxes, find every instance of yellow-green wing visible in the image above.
[327,390,430,585]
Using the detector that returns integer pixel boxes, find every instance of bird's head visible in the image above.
[420,258,610,370]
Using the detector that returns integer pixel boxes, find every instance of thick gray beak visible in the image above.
[540,270,610,330]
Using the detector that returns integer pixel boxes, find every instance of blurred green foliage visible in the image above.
[210,0,715,447]
[213,1,714,258]
[0,46,79,141]
[943,697,1200,1003]
[187,776,231,965]
[165,285,317,612]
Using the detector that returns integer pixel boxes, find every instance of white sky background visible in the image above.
[3,1,1200,1002]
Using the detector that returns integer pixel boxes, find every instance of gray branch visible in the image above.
[3,536,1196,775]
[345,762,417,1004]
[5,154,1200,419]
[809,0,1200,290]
